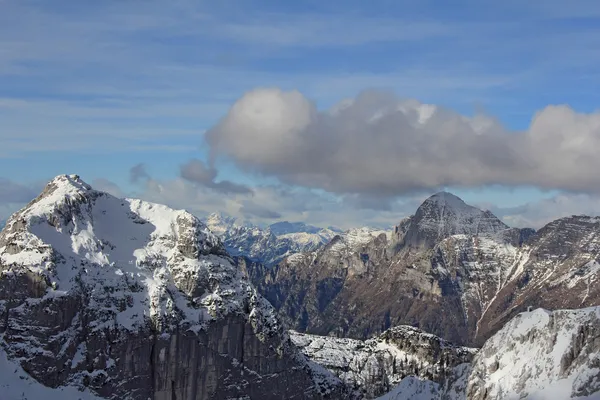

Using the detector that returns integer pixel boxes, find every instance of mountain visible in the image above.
[475,215,600,342]
[297,307,600,399]
[246,191,600,346]
[0,175,349,399]
[204,213,339,266]
[249,193,525,345]
[391,191,508,250]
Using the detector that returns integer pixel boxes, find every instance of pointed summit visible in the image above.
[423,191,469,209]
[398,192,508,249]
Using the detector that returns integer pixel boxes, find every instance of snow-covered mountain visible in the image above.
[270,221,341,236]
[0,175,348,399]
[204,213,340,266]
[297,307,600,400]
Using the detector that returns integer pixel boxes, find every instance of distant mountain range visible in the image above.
[203,213,343,266]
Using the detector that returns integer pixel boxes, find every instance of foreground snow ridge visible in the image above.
[0,345,102,400]
[467,307,600,400]
[296,307,600,400]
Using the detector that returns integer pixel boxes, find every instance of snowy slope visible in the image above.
[467,307,600,400]
[0,175,347,399]
[374,307,600,400]
[0,346,102,400]
[327,227,390,256]
[376,377,442,400]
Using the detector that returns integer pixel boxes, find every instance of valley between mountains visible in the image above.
[0,175,599,399]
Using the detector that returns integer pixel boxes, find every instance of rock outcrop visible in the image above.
[291,325,476,399]
[377,307,600,399]
[476,215,600,342]
[0,175,348,399]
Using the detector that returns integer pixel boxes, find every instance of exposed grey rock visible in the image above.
[395,192,508,250]
[291,325,476,399]
[249,190,600,348]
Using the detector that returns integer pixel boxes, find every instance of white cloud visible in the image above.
[207,88,600,196]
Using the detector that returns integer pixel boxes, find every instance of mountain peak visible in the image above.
[397,191,508,249]
[421,191,469,210]
[47,174,91,192]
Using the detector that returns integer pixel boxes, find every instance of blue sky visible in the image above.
[1,0,600,228]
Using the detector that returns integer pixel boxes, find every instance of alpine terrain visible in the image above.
[295,307,600,399]
[248,192,600,347]
[0,175,349,399]
[1,176,600,399]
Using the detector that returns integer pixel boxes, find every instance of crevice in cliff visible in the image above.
[1,303,10,334]
[149,330,157,396]
[240,322,245,367]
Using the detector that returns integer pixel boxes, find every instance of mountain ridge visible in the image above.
[242,191,600,346]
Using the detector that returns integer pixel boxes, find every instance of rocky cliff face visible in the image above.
[204,213,338,266]
[475,215,600,342]
[0,175,348,399]
[251,194,522,345]
[393,192,508,250]
[291,325,476,399]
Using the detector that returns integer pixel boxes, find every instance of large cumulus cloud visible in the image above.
[206,88,600,195]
